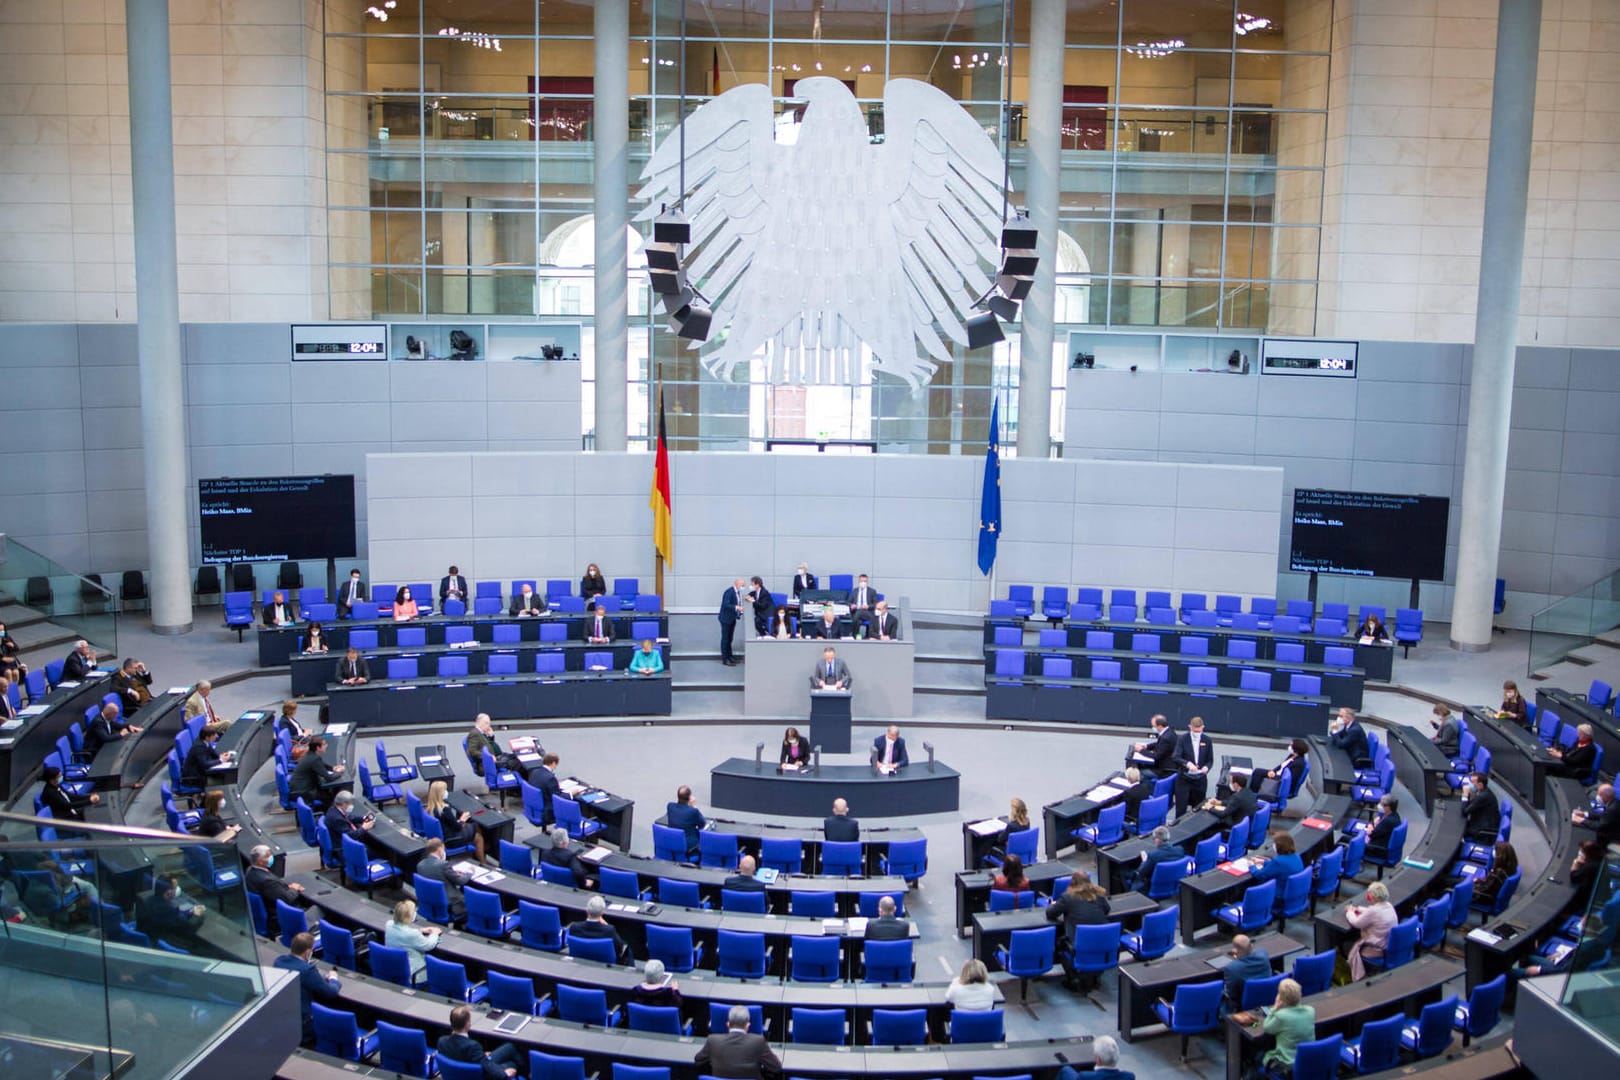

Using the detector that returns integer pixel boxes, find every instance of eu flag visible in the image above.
[978,397,1001,576]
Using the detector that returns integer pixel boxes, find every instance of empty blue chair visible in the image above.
[1069,920,1122,985]
[1071,600,1103,621]
[634,594,661,612]
[995,648,1027,682]
[599,865,650,902]
[789,935,842,983]
[821,840,863,877]
[1586,678,1614,710]
[1289,674,1321,698]
[995,925,1057,995]
[791,1007,846,1046]
[645,924,703,972]
[1400,995,1460,1059]
[1340,1011,1404,1073]
[1041,586,1069,620]
[651,824,689,863]
[1073,802,1126,849]
[1291,950,1335,996]
[348,629,379,649]
[1240,973,1287,1012]
[1134,794,1170,835]
[536,623,567,645]
[1194,835,1223,874]
[1227,638,1258,660]
[568,934,619,964]
[487,653,519,677]
[1322,645,1355,668]
[1152,980,1223,1061]
[1130,633,1161,653]
[1239,669,1273,696]
[880,838,927,882]
[1311,847,1343,912]
[862,938,914,983]
[721,887,767,914]
[1394,608,1423,654]
[1090,659,1122,682]
[1214,879,1277,935]
[413,873,453,925]
[1288,1034,1345,1080]
[760,836,803,874]
[791,890,836,917]
[1418,896,1450,952]
[627,1002,690,1036]
[716,930,769,979]
[1145,856,1194,900]
[486,970,548,1018]
[245,891,269,937]
[386,657,417,680]
[340,833,397,895]
[312,1003,378,1062]
[1145,590,1172,611]
[499,839,535,878]
[553,796,602,841]
[1007,585,1035,617]
[1274,868,1313,928]
[425,954,488,1003]
[1083,629,1114,650]
[871,1007,927,1046]
[1186,666,1219,693]
[1180,636,1210,657]
[530,1051,588,1080]
[1247,802,1272,848]
[437,655,469,678]
[988,599,1018,620]
[1455,973,1505,1045]
[1445,878,1475,929]
[518,900,565,951]
[397,626,427,647]
[1108,603,1137,622]
[465,886,517,938]
[699,830,740,869]
[223,591,254,638]
[1146,605,1176,625]
[317,920,356,971]
[358,760,403,806]
[491,622,521,644]
[949,1007,1005,1044]
[657,877,708,909]
[556,984,621,1027]
[1041,656,1072,680]
[1138,663,1170,691]
[1121,905,1177,960]
[993,625,1021,647]
[1214,594,1242,624]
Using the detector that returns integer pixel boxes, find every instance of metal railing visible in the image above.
[1528,565,1620,676]
[0,533,118,656]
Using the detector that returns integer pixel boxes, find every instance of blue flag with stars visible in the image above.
[978,397,1001,576]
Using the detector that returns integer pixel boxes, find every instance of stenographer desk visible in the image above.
[1465,706,1560,809]
[709,756,960,818]
[1042,617,1396,683]
[985,675,1331,738]
[0,671,116,802]
[743,632,914,721]
[256,610,668,668]
[324,670,671,726]
[289,639,669,696]
[657,814,925,877]
[1118,930,1306,1041]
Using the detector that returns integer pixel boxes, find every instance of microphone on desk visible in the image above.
[754,742,764,773]
[812,746,821,774]
[924,742,935,773]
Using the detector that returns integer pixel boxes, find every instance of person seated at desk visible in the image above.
[864,893,910,939]
[274,932,341,1048]
[336,568,366,619]
[1125,714,1176,777]
[824,797,860,842]
[262,590,296,627]
[767,605,795,639]
[110,657,154,715]
[0,668,19,709]
[246,844,306,931]
[724,854,767,892]
[1056,1035,1134,1080]
[1358,795,1402,862]
[1247,830,1303,885]
[988,796,1036,861]
[1047,869,1112,990]
[779,726,807,768]
[810,647,852,691]
[386,898,442,983]
[586,602,616,644]
[871,723,906,773]
[1515,923,1611,980]
[569,894,631,964]
[1260,739,1309,802]
[1571,783,1620,844]
[181,723,234,790]
[438,1004,523,1079]
[184,679,220,725]
[634,958,682,1008]
[1429,703,1461,758]
[1568,840,1607,915]
[748,576,773,637]
[695,1003,782,1080]
[438,566,468,608]
[630,638,664,676]
[61,639,98,681]
[509,582,547,616]
[1131,826,1186,893]
[1172,716,1215,818]
[807,608,843,639]
[528,752,561,825]
[301,623,329,655]
[1248,979,1315,1079]
[1355,613,1389,643]
[392,585,419,621]
[137,874,206,951]
[667,784,707,857]
[467,713,520,778]
[580,563,607,603]
[334,647,369,685]
[0,620,25,674]
[1462,772,1501,844]
[323,790,375,845]
[287,735,343,809]
[417,837,473,922]
[83,701,141,757]
[790,563,817,600]
[993,853,1030,894]
[1550,723,1599,783]
[542,828,595,889]
[277,700,312,754]
[1471,841,1518,908]
[1344,881,1397,980]
[1498,679,1529,727]
[426,779,484,862]
[1118,767,1156,824]
[861,599,900,641]
[1330,708,1372,767]
[1204,771,1259,829]
[192,789,241,842]
[846,574,877,619]
[946,958,996,1010]
[1222,934,1273,1014]
[40,765,99,822]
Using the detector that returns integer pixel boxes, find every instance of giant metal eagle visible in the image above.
[635,77,1010,389]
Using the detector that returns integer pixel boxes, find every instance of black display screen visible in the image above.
[199,475,357,563]
[1288,489,1450,581]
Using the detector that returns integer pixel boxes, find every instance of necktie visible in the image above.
[884,740,893,765]
[826,662,833,679]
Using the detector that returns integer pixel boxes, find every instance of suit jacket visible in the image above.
[871,734,908,769]
[809,658,852,690]
[823,814,860,842]
[323,804,364,844]
[779,739,807,765]
[568,918,629,963]
[542,846,590,887]
[791,573,817,599]
[1463,787,1501,843]
[1045,888,1112,944]
[719,587,742,625]
[580,575,607,601]
[1578,798,1620,844]
[1135,842,1188,890]
[1433,718,1461,758]
[1332,721,1371,766]
[1560,742,1598,782]
[694,1030,783,1079]
[272,953,340,1044]
[1365,811,1401,858]
[1223,949,1273,1004]
[667,801,707,853]
[723,872,767,892]
[809,617,843,639]
[183,690,217,724]
[62,651,94,681]
[1120,778,1156,820]
[334,657,370,682]
[439,575,468,603]
[1135,727,1177,773]
[182,738,223,789]
[337,578,366,612]
[262,602,296,627]
[860,611,900,640]
[1215,786,1259,827]
[586,613,617,643]
[288,752,337,799]
[509,592,547,615]
[41,783,92,822]
[83,714,121,756]
[530,765,560,825]
[417,854,472,892]
[436,1033,508,1080]
[467,729,502,775]
[847,583,876,610]
[864,914,910,940]
[1172,731,1216,774]
[246,864,301,909]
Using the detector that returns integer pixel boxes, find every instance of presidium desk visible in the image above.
[709,755,961,818]
[742,599,915,719]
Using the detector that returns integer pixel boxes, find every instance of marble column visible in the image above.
[593,0,630,450]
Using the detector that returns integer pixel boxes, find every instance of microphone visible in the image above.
[754,742,764,772]
[812,746,821,774]
[924,742,936,773]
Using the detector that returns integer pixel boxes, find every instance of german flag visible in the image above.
[650,388,673,567]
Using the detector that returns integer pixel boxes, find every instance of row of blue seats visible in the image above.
[345,622,664,651]
[995,627,1362,667]
[992,651,1330,699]
[226,590,663,628]
[646,826,929,881]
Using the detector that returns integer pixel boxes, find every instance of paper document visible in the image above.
[1466,927,1501,946]
[1219,858,1253,875]
[845,917,868,935]
[968,819,1007,837]
[167,686,192,695]
[18,705,47,717]
[324,723,351,737]
[1083,784,1122,802]
[510,737,539,754]
[579,846,614,863]
[419,756,442,766]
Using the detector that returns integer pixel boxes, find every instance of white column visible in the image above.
[1015,0,1066,459]
[593,0,630,451]
[126,0,191,634]
[1451,0,1542,651]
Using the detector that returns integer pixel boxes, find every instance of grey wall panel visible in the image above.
[1552,555,1614,596]
[8,492,90,537]
[1507,387,1568,431]
[1073,460,1180,506]
[1354,380,1462,425]
[81,407,143,450]
[191,443,295,478]
[1070,504,1177,548]
[89,529,147,571]
[1068,370,1162,412]
[1515,347,1572,387]
[76,323,137,365]
[1174,508,1278,554]
[1504,467,1561,512]
[0,408,85,453]
[292,403,391,443]
[290,362,392,404]
[187,361,290,405]
[1254,416,1355,457]
[1506,428,1565,471]
[8,451,87,495]
[292,441,391,477]
[1568,350,1620,390]
[1159,371,1256,414]
[1257,373,1357,418]
[877,497,971,540]
[0,323,79,366]
[1352,420,1456,465]
[1175,464,1281,512]
[1077,544,1177,589]
[5,365,83,408]
[191,404,290,446]
[1357,341,1464,382]
[470,453,577,497]
[1156,411,1254,458]
[995,540,1072,584]
[368,496,472,541]
[1065,408,1161,453]
[84,450,145,492]
[1564,390,1620,433]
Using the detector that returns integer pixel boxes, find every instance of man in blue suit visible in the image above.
[1331,707,1371,767]
[1132,826,1186,892]
[1056,1035,1134,1080]
[272,932,341,1046]
[666,784,707,857]
[872,724,908,773]
[1221,934,1273,1013]
[718,578,744,666]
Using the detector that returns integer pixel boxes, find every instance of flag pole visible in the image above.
[654,369,666,603]
[987,388,998,603]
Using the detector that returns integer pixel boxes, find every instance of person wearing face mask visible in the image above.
[1461,772,1501,845]
[337,568,366,619]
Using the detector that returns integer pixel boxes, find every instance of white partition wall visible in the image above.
[367,452,1283,611]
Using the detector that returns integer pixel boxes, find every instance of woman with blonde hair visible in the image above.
[385,898,441,982]
[946,957,995,1010]
[424,779,484,862]
[1257,978,1316,1075]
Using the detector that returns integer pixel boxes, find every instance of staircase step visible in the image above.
[0,603,49,629]
[10,622,78,650]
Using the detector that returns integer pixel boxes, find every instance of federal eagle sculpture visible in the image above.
[636,77,1011,389]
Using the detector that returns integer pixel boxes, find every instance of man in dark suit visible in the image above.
[1171,716,1216,817]
[1572,783,1620,844]
[246,845,304,932]
[438,566,468,607]
[718,578,744,665]
[322,790,374,845]
[846,574,877,617]
[1362,795,1402,861]
[695,1004,783,1079]
[871,724,907,771]
[136,875,206,951]
[1125,714,1177,777]
[862,599,900,641]
[586,603,616,644]
[509,582,547,616]
[810,647,852,691]
[1055,1035,1133,1080]
[808,609,843,639]
[288,735,344,809]
[723,854,767,892]
[568,895,630,963]
[272,932,341,1047]
[181,723,234,789]
[262,591,297,627]
[40,765,99,821]
[1551,724,1599,784]
[1208,771,1258,828]
[1132,826,1187,892]
[666,785,707,856]
[1330,708,1372,767]
[83,701,138,756]
[335,647,369,685]
[541,828,594,889]
[438,1004,524,1078]
[109,657,154,714]
[1221,934,1273,1013]
[417,837,473,921]
[790,564,817,600]
[1462,772,1501,844]
[61,640,97,681]
[337,569,366,619]
[527,751,561,824]
[823,797,860,842]
[1119,767,1156,824]
[863,893,910,939]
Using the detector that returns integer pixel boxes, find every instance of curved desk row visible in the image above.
[1381,723,1455,816]
[83,689,189,800]
[289,640,670,696]
[1534,687,1620,779]
[985,676,1330,738]
[709,757,961,818]
[258,611,668,667]
[971,891,1159,968]
[0,673,117,802]
[325,671,672,726]
[1097,808,1225,895]
[954,859,1083,937]
[654,814,925,878]
[986,645,1366,709]
[1118,929,1308,1042]
[1465,706,1562,809]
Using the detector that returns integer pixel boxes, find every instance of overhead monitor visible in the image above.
[199,475,357,563]
[1288,488,1450,581]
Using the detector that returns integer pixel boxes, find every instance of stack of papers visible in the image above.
[1466,927,1501,946]
[324,723,351,737]
[19,705,47,718]
[968,819,1007,837]
[1084,784,1124,802]
[845,917,868,935]
[1219,858,1253,875]
[558,778,588,796]
[579,846,613,863]
[167,685,192,695]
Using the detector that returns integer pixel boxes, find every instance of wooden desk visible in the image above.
[1117,931,1305,1042]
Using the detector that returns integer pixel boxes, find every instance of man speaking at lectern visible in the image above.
[809,647,851,691]
[872,724,909,775]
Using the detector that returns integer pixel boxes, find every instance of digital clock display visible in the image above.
[290,324,388,362]
[1260,339,1358,378]
[295,341,383,354]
